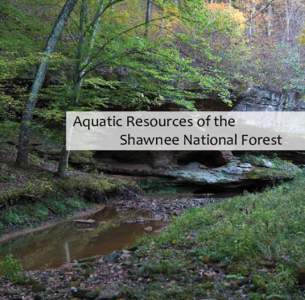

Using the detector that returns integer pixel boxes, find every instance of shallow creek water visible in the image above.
[0,207,163,271]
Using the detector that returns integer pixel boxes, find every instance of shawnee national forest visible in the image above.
[0,0,305,299]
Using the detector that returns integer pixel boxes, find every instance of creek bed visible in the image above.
[0,207,163,270]
[0,175,278,271]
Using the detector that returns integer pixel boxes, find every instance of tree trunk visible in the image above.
[16,0,78,167]
[248,0,256,42]
[285,0,291,42]
[57,0,104,177]
[248,1,256,41]
[73,0,88,103]
[145,0,153,37]
[267,4,272,37]
[57,147,70,178]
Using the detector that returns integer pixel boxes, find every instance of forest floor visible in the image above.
[1,174,305,299]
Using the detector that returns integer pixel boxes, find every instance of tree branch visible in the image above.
[81,14,175,76]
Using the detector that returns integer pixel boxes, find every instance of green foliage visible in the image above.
[237,42,305,93]
[0,92,22,121]
[47,196,87,216]
[0,178,55,206]
[0,195,89,229]
[0,255,23,283]
[130,176,305,299]
[139,258,187,276]
[60,31,233,111]
[0,121,19,144]
[0,1,54,122]
[0,2,44,53]
[0,173,123,224]
[272,44,305,92]
[0,0,249,138]
[58,175,120,195]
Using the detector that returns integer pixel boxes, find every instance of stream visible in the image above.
[0,206,163,271]
[0,175,276,271]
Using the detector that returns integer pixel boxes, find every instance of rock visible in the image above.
[165,162,246,185]
[74,219,96,225]
[194,97,232,111]
[150,152,176,169]
[234,86,305,111]
[93,145,298,191]
[121,250,131,259]
[260,159,273,168]
[239,163,252,169]
[219,151,235,165]
[164,159,299,189]
[144,226,153,233]
[96,284,121,300]
[224,165,248,175]
[103,251,121,264]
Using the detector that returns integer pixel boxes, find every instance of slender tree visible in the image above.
[248,1,256,40]
[57,0,104,177]
[267,3,272,37]
[285,0,292,42]
[145,0,153,37]
[16,0,78,167]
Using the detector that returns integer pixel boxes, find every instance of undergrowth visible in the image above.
[0,196,89,232]
[127,175,305,299]
[0,255,23,283]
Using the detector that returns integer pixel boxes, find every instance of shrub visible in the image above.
[0,255,23,282]
[58,175,119,196]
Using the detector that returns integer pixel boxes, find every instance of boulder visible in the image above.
[74,219,96,226]
[234,86,305,111]
[144,226,153,233]
[165,160,299,188]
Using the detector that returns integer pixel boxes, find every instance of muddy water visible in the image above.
[0,207,163,271]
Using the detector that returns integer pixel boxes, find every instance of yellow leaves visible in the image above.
[207,3,246,30]
[163,5,180,18]
[153,4,182,39]
[207,3,228,10]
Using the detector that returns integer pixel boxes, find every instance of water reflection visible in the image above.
[0,207,163,270]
